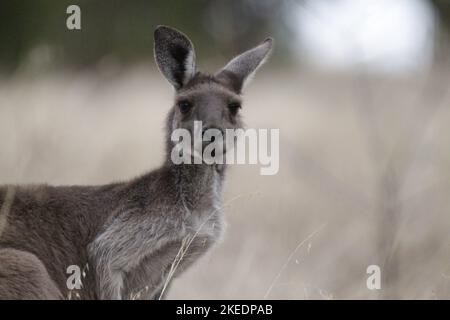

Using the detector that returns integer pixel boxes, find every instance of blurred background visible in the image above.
[1,0,450,299]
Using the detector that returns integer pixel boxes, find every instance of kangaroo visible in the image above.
[0,26,272,300]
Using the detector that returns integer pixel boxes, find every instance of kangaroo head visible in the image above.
[154,25,272,162]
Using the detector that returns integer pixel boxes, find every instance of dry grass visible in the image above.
[1,65,450,299]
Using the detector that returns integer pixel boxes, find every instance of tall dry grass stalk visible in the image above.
[0,186,15,239]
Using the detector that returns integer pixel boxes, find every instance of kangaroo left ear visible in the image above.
[216,38,273,93]
[154,26,197,90]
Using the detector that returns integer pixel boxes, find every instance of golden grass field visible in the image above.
[1,65,449,299]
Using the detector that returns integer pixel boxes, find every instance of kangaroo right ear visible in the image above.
[216,38,273,93]
[154,26,197,90]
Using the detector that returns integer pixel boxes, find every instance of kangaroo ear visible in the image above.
[154,26,196,90]
[217,38,273,93]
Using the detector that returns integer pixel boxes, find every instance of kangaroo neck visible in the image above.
[169,162,225,191]
[165,162,226,211]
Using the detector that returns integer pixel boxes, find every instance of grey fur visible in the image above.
[218,38,273,93]
[0,26,272,300]
[154,26,197,89]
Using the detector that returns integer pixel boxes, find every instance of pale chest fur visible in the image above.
[123,173,225,299]
[184,172,225,242]
[88,168,226,299]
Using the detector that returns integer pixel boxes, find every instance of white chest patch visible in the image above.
[187,173,225,242]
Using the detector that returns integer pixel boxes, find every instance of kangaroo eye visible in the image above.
[228,102,241,116]
[178,100,192,114]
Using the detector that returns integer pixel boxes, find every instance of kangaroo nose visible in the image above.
[202,126,223,137]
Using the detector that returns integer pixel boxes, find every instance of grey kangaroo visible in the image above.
[0,26,272,299]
